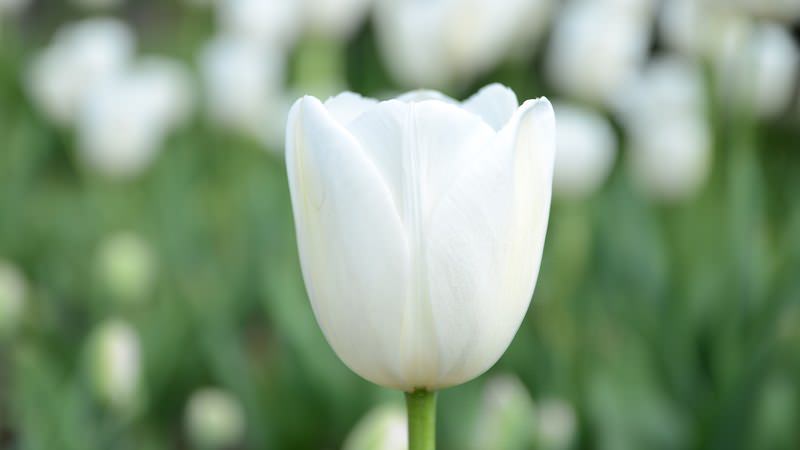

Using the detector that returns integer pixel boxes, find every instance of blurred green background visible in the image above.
[1,0,800,449]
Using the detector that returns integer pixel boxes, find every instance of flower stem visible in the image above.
[405,389,437,450]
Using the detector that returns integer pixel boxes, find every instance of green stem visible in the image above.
[405,389,437,450]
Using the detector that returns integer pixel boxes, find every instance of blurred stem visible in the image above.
[405,389,437,450]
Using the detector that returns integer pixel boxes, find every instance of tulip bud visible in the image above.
[89,319,142,412]
[26,18,134,126]
[343,404,407,450]
[472,375,537,450]
[536,398,577,450]
[286,84,554,391]
[553,102,617,199]
[0,0,29,16]
[0,260,27,337]
[185,388,245,449]
[96,232,156,305]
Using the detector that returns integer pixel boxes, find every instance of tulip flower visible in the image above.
[536,398,577,450]
[344,404,408,450]
[553,102,617,199]
[286,84,555,449]
[26,18,134,126]
[374,0,551,89]
[618,57,712,202]
[199,35,290,148]
[546,0,652,106]
[77,56,193,178]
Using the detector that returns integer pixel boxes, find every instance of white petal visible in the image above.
[462,83,519,130]
[323,91,379,126]
[345,99,495,229]
[424,98,555,388]
[396,89,457,104]
[285,96,411,388]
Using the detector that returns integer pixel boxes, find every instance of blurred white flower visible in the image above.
[616,56,706,128]
[658,0,743,60]
[717,22,800,118]
[629,117,712,201]
[736,0,800,21]
[0,0,29,16]
[301,0,375,40]
[620,57,712,201]
[217,0,302,49]
[96,232,156,304]
[26,18,135,126]
[185,388,246,449]
[77,57,193,178]
[200,35,289,148]
[0,260,27,337]
[374,0,549,88]
[343,404,407,450]
[90,319,142,412]
[473,374,537,450]
[71,0,122,10]
[553,102,617,199]
[546,0,654,106]
[536,398,577,450]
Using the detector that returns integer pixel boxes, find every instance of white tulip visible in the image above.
[185,388,246,449]
[553,103,617,199]
[77,57,191,178]
[96,232,156,304]
[200,35,288,147]
[343,404,408,450]
[629,117,712,201]
[217,0,302,49]
[658,0,744,60]
[374,0,551,88]
[619,57,712,201]
[736,0,800,21]
[301,0,375,40]
[0,260,27,336]
[473,374,537,449]
[26,18,134,126]
[615,56,707,129]
[90,319,142,412]
[717,22,800,118]
[536,398,577,450]
[546,0,653,105]
[71,0,122,10]
[286,84,555,390]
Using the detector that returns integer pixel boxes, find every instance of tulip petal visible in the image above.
[424,98,555,389]
[286,96,411,388]
[345,99,495,227]
[462,83,519,130]
[397,89,458,104]
[324,91,379,126]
